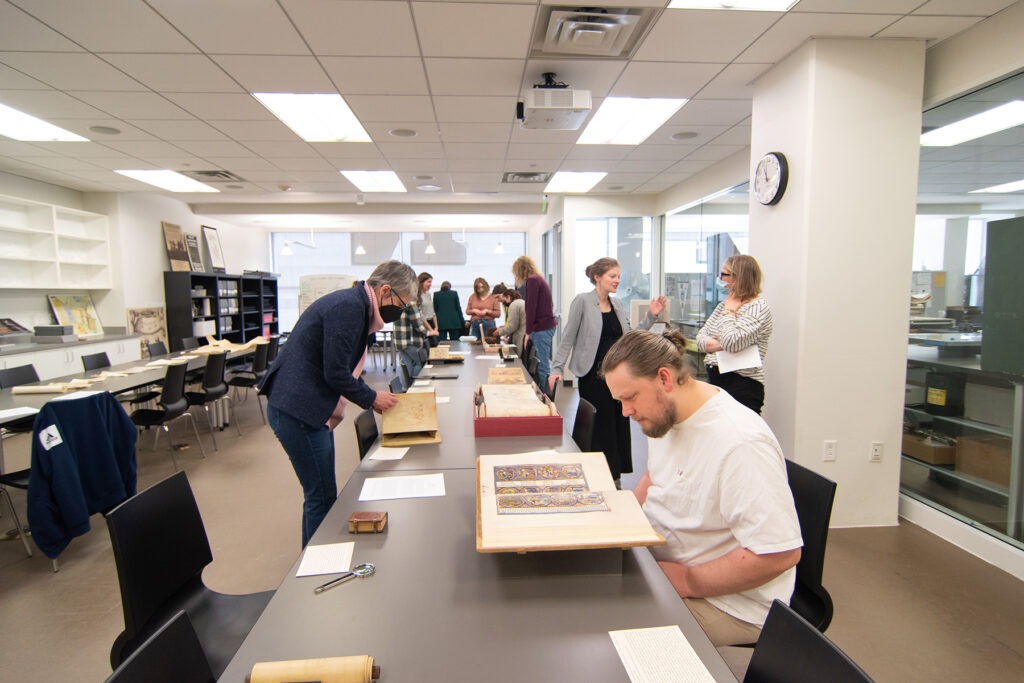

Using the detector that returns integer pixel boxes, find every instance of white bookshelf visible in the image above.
[0,194,111,289]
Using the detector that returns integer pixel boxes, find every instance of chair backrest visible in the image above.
[180,337,199,350]
[354,408,379,460]
[199,352,228,399]
[250,342,271,378]
[400,346,422,376]
[389,375,405,394]
[786,458,837,632]
[104,610,214,683]
[744,600,873,683]
[572,398,596,452]
[399,360,413,389]
[157,362,190,418]
[418,346,429,364]
[266,335,280,363]
[523,340,539,381]
[0,363,39,389]
[147,341,168,358]
[105,471,214,642]
[82,351,112,371]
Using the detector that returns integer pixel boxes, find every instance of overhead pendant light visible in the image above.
[424,233,437,255]
[280,229,316,256]
[354,244,367,255]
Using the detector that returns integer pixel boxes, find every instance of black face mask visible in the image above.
[378,290,406,323]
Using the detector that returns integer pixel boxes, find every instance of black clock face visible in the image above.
[754,152,788,205]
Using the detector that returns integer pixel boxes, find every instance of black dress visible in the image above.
[578,309,631,479]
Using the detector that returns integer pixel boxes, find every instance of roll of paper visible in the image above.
[247,655,378,683]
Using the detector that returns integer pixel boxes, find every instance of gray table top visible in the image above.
[218,468,736,682]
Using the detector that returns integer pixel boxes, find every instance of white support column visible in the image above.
[749,38,926,527]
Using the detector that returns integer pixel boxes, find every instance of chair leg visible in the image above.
[228,396,242,437]
[52,558,58,572]
[202,405,219,451]
[0,487,32,558]
[182,413,207,459]
[256,394,266,425]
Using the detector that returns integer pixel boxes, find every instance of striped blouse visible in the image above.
[695,297,773,385]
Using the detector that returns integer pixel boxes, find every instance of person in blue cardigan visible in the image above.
[259,260,417,546]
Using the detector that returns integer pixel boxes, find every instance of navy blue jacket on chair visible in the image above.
[28,391,138,559]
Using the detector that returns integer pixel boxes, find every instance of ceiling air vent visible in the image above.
[531,6,657,59]
[502,172,552,184]
[179,170,248,183]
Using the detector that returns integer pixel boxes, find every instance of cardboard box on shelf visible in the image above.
[956,435,1011,488]
[901,432,956,465]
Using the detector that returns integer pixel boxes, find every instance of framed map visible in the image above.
[127,306,168,358]
[47,293,103,336]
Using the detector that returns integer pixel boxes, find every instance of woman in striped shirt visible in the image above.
[696,254,773,414]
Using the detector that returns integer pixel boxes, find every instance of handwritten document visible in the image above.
[296,541,354,577]
[358,473,445,501]
[609,626,715,683]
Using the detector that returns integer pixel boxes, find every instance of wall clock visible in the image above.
[753,152,789,206]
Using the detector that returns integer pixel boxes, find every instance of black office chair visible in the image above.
[389,375,405,394]
[400,346,423,376]
[572,398,596,452]
[130,362,207,470]
[106,471,272,679]
[523,339,539,385]
[418,345,429,366]
[227,342,270,425]
[0,364,40,432]
[265,335,280,364]
[83,352,160,406]
[399,359,414,390]
[180,337,199,351]
[354,408,379,460]
[185,352,240,450]
[0,363,40,558]
[146,341,168,358]
[104,610,214,683]
[744,600,873,683]
[786,459,838,633]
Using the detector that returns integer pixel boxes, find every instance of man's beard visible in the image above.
[640,392,677,438]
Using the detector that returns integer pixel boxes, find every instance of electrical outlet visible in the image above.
[870,442,883,463]
[823,440,837,462]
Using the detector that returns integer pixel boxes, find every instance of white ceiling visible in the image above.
[0,0,1021,231]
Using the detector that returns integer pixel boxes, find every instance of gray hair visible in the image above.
[600,329,691,385]
[367,260,418,300]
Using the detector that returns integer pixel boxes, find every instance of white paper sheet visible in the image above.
[715,345,762,374]
[435,396,451,404]
[609,626,715,683]
[423,363,434,369]
[358,473,446,501]
[406,386,433,393]
[367,446,409,461]
[412,379,431,387]
[0,406,38,420]
[295,541,354,577]
[475,355,501,360]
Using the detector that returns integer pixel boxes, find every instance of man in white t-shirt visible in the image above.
[602,329,802,647]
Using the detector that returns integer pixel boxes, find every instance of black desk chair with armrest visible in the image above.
[130,362,207,470]
[354,408,379,460]
[743,600,873,683]
[571,398,596,453]
[106,470,272,679]
[786,459,837,633]
[185,352,241,451]
[104,610,214,683]
[0,363,39,558]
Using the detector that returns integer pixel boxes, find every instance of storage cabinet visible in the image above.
[164,271,277,352]
[0,194,111,289]
[0,338,141,381]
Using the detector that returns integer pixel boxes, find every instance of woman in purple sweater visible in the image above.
[512,256,557,388]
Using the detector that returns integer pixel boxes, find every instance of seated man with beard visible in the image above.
[601,329,802,647]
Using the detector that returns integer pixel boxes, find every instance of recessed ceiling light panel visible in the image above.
[253,93,371,142]
[921,100,1024,147]
[578,97,687,145]
[544,171,607,193]
[115,170,219,193]
[0,102,88,141]
[668,1,797,10]
[341,170,407,193]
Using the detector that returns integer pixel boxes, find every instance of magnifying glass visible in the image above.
[313,562,376,594]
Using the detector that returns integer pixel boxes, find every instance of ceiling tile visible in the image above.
[208,120,299,141]
[282,0,420,57]
[509,127,581,144]
[0,90,106,118]
[668,99,752,126]
[614,158,675,173]
[0,63,50,90]
[521,59,627,98]
[7,0,196,52]
[635,9,779,63]
[163,93,273,121]
[0,140,61,157]
[611,62,724,98]
[876,16,985,43]
[321,57,430,96]
[447,159,506,173]
[212,56,334,93]
[438,122,513,143]
[97,140,192,158]
[444,143,508,160]
[172,140,257,158]
[434,96,517,123]
[346,96,437,123]
[709,124,752,146]
[132,120,230,141]
[686,144,745,161]
[0,52,145,91]
[69,92,191,119]
[146,0,309,55]
[48,118,158,141]
[102,54,243,93]
[310,143,385,162]
[656,124,731,147]
[423,59,524,96]
[697,63,771,100]
[564,146,632,161]
[240,141,320,158]
[375,142,446,159]
[913,0,1018,15]
[31,141,143,158]
[204,157,284,172]
[363,123,441,143]
[413,3,536,58]
[506,143,574,160]
[737,13,900,63]
[366,157,423,171]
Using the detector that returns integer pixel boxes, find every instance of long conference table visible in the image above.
[219,342,737,682]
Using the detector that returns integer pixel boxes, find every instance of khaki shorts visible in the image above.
[684,598,763,647]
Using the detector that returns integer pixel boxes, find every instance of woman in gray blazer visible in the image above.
[550,258,665,482]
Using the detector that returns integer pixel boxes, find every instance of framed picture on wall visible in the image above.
[162,221,191,272]
[127,306,168,358]
[185,233,204,272]
[202,225,226,273]
[47,293,104,336]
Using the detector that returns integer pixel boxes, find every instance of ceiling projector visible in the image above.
[518,88,593,130]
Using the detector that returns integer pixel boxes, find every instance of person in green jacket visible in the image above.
[432,280,465,341]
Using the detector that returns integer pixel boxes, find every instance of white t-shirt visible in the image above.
[644,389,802,626]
